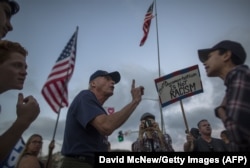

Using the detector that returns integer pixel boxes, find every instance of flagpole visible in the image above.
[46,26,78,168]
[46,106,63,168]
[154,0,165,134]
[46,57,68,168]
[51,26,78,141]
[153,1,190,135]
[46,75,69,168]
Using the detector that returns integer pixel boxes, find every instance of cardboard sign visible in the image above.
[155,65,203,108]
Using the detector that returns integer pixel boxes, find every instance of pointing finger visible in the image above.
[132,79,135,89]
[140,86,144,95]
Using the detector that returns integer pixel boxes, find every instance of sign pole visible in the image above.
[155,65,203,134]
[180,100,189,133]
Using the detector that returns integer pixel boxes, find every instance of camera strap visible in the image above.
[150,139,155,152]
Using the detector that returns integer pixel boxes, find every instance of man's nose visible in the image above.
[6,20,13,32]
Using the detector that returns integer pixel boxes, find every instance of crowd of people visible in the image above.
[0,0,250,168]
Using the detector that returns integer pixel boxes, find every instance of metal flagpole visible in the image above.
[46,60,68,168]
[46,67,67,168]
[46,100,63,168]
[154,0,166,134]
[154,1,189,135]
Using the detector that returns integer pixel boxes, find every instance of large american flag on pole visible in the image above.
[139,1,154,46]
[41,27,78,113]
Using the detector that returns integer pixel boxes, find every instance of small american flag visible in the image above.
[139,1,154,46]
[41,27,78,113]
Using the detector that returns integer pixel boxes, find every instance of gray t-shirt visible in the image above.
[193,137,228,152]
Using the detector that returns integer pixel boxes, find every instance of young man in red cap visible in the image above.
[61,70,144,167]
[198,40,250,151]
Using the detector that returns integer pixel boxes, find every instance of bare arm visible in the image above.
[183,134,194,152]
[138,121,146,151]
[154,122,167,150]
[91,79,144,135]
[45,140,55,168]
[215,95,227,122]
[16,155,41,168]
[0,93,39,161]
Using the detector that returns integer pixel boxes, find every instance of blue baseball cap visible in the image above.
[89,70,120,84]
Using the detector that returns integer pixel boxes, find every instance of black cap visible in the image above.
[3,0,20,15]
[140,112,155,121]
[89,70,120,84]
[198,40,246,64]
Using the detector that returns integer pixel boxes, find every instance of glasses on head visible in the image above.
[31,140,43,145]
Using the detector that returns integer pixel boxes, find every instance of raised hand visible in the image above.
[49,140,55,151]
[131,79,144,104]
[16,93,40,127]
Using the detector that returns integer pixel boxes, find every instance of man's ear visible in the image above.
[222,50,232,62]
[90,80,96,87]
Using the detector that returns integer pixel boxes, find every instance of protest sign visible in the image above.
[155,65,203,108]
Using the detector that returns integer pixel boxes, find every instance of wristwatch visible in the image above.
[214,106,226,118]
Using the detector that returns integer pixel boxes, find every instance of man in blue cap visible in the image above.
[198,40,250,151]
[61,70,144,167]
[132,112,174,152]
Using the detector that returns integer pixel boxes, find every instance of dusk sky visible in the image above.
[0,0,250,154]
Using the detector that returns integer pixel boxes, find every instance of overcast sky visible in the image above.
[0,0,250,154]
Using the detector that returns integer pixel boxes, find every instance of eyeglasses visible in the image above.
[31,141,43,145]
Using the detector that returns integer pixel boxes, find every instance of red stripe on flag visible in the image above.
[139,2,154,46]
[41,28,78,113]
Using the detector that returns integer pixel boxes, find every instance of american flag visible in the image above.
[41,27,78,113]
[139,1,154,46]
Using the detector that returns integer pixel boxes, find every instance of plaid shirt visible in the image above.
[131,132,174,152]
[222,65,250,151]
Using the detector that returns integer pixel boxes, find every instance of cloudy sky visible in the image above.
[0,0,250,154]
